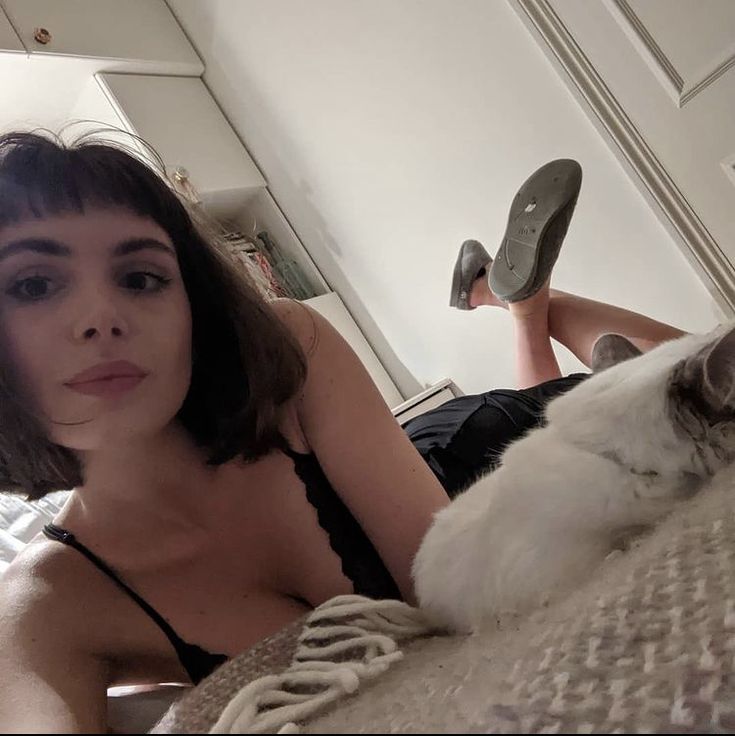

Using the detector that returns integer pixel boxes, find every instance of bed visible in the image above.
[5,469,735,733]
[152,467,735,734]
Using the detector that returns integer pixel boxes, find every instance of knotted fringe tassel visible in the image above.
[209,594,435,734]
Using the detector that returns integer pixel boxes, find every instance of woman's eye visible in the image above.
[122,271,173,293]
[5,271,172,303]
[6,275,55,302]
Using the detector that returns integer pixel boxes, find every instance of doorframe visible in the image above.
[509,0,735,317]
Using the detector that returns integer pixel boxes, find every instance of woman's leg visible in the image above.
[544,289,687,366]
[469,269,688,372]
[470,267,560,388]
[506,279,562,388]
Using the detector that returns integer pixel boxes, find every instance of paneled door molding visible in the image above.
[509,0,735,316]
[602,0,735,109]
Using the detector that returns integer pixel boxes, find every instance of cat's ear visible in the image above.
[590,333,643,372]
[675,325,735,417]
[701,325,735,409]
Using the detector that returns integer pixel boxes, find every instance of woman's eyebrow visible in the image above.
[112,238,177,259]
[0,237,176,262]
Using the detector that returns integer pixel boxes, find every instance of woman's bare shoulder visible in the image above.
[1,536,125,673]
[0,534,127,641]
[0,540,111,731]
[1,536,90,618]
[270,298,319,358]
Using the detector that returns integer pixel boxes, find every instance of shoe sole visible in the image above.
[489,159,582,303]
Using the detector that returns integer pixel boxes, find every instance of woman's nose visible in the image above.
[72,298,129,343]
[80,323,124,340]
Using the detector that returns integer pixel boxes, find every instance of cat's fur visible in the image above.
[413,324,735,632]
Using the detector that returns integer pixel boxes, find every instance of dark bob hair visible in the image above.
[0,128,307,500]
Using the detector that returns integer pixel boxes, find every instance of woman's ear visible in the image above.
[590,333,643,372]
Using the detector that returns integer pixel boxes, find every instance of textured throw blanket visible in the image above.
[154,470,735,734]
[152,618,305,733]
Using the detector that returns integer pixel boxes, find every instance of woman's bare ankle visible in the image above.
[507,278,551,319]
[468,267,507,309]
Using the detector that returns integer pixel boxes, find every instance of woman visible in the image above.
[0,133,686,732]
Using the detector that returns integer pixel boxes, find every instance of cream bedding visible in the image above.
[0,490,69,571]
[150,469,735,734]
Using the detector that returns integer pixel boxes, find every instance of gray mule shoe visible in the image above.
[449,239,492,310]
[488,158,582,303]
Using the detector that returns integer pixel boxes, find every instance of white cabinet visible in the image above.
[95,71,329,303]
[95,78,407,407]
[1,0,202,74]
[97,73,266,220]
[0,5,22,52]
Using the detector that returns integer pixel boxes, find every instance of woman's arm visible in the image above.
[0,557,109,733]
[277,300,450,603]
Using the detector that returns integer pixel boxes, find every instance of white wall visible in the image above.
[167,0,724,398]
[10,2,723,399]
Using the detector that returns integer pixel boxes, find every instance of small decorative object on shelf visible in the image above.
[164,167,316,301]
[221,231,283,301]
[255,231,316,301]
[220,229,317,301]
[170,166,202,206]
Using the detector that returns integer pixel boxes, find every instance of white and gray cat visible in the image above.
[413,324,735,632]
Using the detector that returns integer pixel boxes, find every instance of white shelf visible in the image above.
[96,73,266,220]
[234,189,330,298]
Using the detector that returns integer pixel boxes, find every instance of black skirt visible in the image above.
[403,373,589,498]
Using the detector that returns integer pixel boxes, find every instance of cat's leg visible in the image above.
[414,448,629,631]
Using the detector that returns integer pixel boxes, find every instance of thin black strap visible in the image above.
[42,522,186,645]
[283,449,402,600]
[41,522,227,683]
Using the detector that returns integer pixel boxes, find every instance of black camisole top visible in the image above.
[42,448,400,685]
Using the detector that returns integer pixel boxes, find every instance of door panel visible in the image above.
[511,0,735,312]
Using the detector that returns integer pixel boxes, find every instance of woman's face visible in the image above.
[0,207,193,450]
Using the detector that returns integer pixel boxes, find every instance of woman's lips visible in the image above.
[65,359,146,385]
[64,375,146,397]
